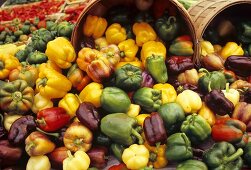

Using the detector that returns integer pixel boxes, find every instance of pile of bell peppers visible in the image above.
[0,1,251,170]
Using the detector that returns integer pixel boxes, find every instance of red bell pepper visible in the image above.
[108,163,128,170]
[212,117,247,144]
[36,107,70,132]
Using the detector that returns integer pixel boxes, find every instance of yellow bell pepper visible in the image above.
[95,37,108,50]
[200,41,214,57]
[116,60,144,70]
[220,42,244,59]
[0,54,20,79]
[26,155,51,170]
[79,82,103,107]
[45,37,76,69]
[198,102,216,126]
[4,114,22,131]
[118,39,139,62]
[222,83,240,106]
[122,144,149,170]
[31,93,53,114]
[83,15,108,39]
[36,67,72,99]
[213,44,222,54]
[63,150,90,170]
[39,60,62,73]
[153,83,177,104]
[176,90,202,114]
[58,93,80,118]
[136,114,150,127]
[0,43,24,56]
[105,23,127,45]
[127,104,141,117]
[133,22,157,47]
[141,41,166,66]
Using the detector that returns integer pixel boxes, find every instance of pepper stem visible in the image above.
[226,83,230,93]
[149,152,157,162]
[120,51,125,58]
[223,148,243,164]
[75,94,82,103]
[36,127,60,138]
[131,128,144,144]
[167,16,176,25]
[37,77,48,87]
[35,118,46,126]
[208,81,212,92]
[199,68,210,75]
[67,150,74,159]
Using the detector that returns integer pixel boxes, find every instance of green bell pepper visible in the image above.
[203,142,243,170]
[146,55,168,83]
[244,142,251,166]
[133,87,162,112]
[101,87,131,113]
[107,6,131,26]
[135,11,154,25]
[158,102,185,134]
[94,132,111,147]
[46,21,58,31]
[111,143,125,161]
[100,113,144,146]
[177,160,208,170]
[56,21,74,38]
[198,68,227,93]
[169,35,194,56]
[181,113,211,144]
[0,80,34,114]
[115,64,143,91]
[15,49,29,62]
[237,21,251,44]
[166,133,193,162]
[27,51,48,64]
[31,28,54,52]
[155,14,179,42]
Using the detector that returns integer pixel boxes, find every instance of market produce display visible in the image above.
[0,0,251,169]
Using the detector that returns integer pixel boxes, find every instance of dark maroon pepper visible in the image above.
[8,115,36,145]
[166,56,194,75]
[244,88,251,103]
[143,112,167,146]
[224,56,251,77]
[204,90,234,116]
[141,71,155,88]
[87,146,108,169]
[76,102,100,131]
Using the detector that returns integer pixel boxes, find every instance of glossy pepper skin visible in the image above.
[107,6,131,25]
[100,44,121,67]
[27,51,48,64]
[118,39,139,62]
[105,23,127,45]
[45,37,76,69]
[87,146,108,169]
[166,56,194,75]
[48,147,68,169]
[232,102,251,131]
[133,87,162,112]
[146,55,168,83]
[198,102,216,126]
[133,22,157,47]
[0,54,20,80]
[224,56,251,77]
[212,117,247,144]
[63,150,90,170]
[178,68,199,86]
[143,112,167,146]
[220,42,244,59]
[153,83,177,104]
[111,143,125,161]
[237,21,251,44]
[200,40,214,57]
[203,142,244,170]
[222,83,240,106]
[116,60,144,71]
[205,90,234,116]
[244,142,251,166]
[177,160,208,170]
[100,113,144,146]
[83,15,108,39]
[26,155,51,170]
[223,69,237,83]
[58,93,80,118]
[181,113,212,144]
[169,35,194,56]
[31,93,53,114]
[165,133,193,162]
[0,79,34,114]
[36,107,70,132]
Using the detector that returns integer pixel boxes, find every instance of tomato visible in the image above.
[37,20,46,29]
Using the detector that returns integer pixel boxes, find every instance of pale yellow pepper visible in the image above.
[105,23,127,44]
[136,114,150,127]
[133,22,157,46]
[26,155,51,170]
[222,83,240,106]
[4,114,22,131]
[58,93,80,118]
[127,104,141,118]
[118,39,139,62]
[94,37,108,50]
[31,93,53,114]
[153,83,177,104]
[198,102,216,126]
[200,41,214,57]
[63,150,90,170]
[220,42,244,59]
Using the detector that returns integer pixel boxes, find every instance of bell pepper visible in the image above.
[202,53,224,71]
[118,39,139,62]
[212,117,246,144]
[222,83,240,106]
[122,144,149,170]
[116,59,144,70]
[3,114,22,131]
[141,71,155,88]
[27,51,48,64]
[203,142,243,170]
[176,89,202,114]
[205,89,234,116]
[177,160,208,170]
[36,67,72,99]
[108,163,128,170]
[244,88,251,103]
[83,15,108,39]
[244,142,251,166]
[111,143,125,162]
[31,93,53,114]
[25,131,56,156]
[136,114,151,127]
[105,23,127,45]
[107,6,131,25]
[127,104,141,118]
[237,21,251,44]
[169,35,194,56]
[155,14,179,42]
[223,69,237,83]
[87,146,108,169]
[31,28,54,52]
[48,147,68,169]
[0,54,20,80]
[36,107,70,132]
[235,132,249,148]
[133,87,162,112]
[165,133,193,162]
[220,42,244,60]
[58,93,80,118]
[45,37,76,69]
[143,112,167,146]
[0,80,34,114]
[198,68,227,93]
[135,11,154,25]
[230,80,251,89]
[39,60,62,73]
[224,56,251,77]
[198,102,216,126]
[214,44,222,54]
[77,48,113,83]
[232,102,251,131]
[133,22,157,46]
[101,87,131,113]
[99,44,120,66]
[153,83,177,104]
[63,150,90,170]
[141,40,166,67]
[26,155,51,170]
[181,113,212,144]
[200,41,215,57]
[178,68,199,86]
[9,65,38,87]
[100,113,144,146]
[166,56,194,75]
[93,132,111,147]
[95,37,108,50]
[146,55,168,83]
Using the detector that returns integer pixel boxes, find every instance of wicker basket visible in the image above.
[71,0,198,62]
